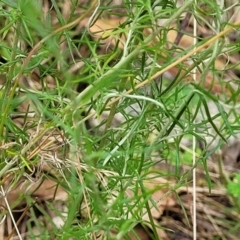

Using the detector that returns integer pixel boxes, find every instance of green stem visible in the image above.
[68,0,194,110]
[0,20,20,142]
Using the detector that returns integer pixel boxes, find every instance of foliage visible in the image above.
[228,174,240,199]
[0,0,240,239]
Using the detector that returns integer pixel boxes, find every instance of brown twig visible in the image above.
[173,12,192,47]
[6,203,35,240]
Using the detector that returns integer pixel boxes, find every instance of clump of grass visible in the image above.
[0,0,240,239]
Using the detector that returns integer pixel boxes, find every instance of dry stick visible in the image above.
[173,12,192,47]
[26,128,59,160]
[192,11,198,240]
[1,186,22,240]
[6,204,33,240]
[81,20,240,124]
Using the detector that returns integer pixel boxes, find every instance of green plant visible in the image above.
[1,0,240,239]
[227,174,240,199]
